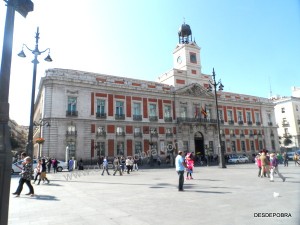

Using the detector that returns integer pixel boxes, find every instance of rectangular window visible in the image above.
[180,106,187,118]
[183,141,189,152]
[241,141,246,151]
[259,140,263,150]
[227,110,233,121]
[206,108,211,119]
[246,112,251,122]
[96,99,105,114]
[96,141,105,156]
[231,141,236,152]
[149,104,157,117]
[116,101,124,115]
[165,128,172,134]
[271,140,275,150]
[190,52,197,63]
[133,102,141,115]
[68,97,77,112]
[267,113,272,122]
[281,108,285,113]
[237,111,243,121]
[67,141,76,158]
[116,127,124,136]
[250,141,255,151]
[255,112,260,122]
[164,105,171,117]
[117,141,124,156]
[218,110,223,120]
[135,141,142,155]
[209,141,213,152]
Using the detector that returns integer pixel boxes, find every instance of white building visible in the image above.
[32,22,279,162]
[273,87,300,151]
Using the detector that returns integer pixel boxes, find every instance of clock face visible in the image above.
[177,56,182,64]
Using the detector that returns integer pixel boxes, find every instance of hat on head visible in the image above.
[178,151,182,155]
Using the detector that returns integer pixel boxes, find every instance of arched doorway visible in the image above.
[194,132,205,159]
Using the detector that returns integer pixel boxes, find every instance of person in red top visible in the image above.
[255,154,262,177]
[185,152,194,180]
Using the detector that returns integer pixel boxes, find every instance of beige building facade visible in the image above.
[32,23,279,162]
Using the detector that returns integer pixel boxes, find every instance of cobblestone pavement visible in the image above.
[8,164,300,225]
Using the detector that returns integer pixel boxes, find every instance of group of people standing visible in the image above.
[100,156,139,176]
[255,151,286,182]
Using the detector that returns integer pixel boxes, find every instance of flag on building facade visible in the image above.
[201,106,207,118]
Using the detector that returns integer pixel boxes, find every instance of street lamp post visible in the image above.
[18,27,52,161]
[33,119,50,158]
[208,68,226,168]
[0,1,33,224]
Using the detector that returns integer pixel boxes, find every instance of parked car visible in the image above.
[56,160,68,172]
[11,159,38,174]
[228,155,249,164]
[286,152,295,161]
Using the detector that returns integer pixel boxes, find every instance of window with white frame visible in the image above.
[133,102,141,115]
[134,141,142,155]
[134,127,141,134]
[149,104,157,117]
[96,99,105,114]
[116,126,124,135]
[255,112,260,122]
[68,97,77,112]
[246,112,251,122]
[180,106,187,118]
[97,126,105,134]
[116,101,124,115]
[218,110,223,120]
[241,141,246,151]
[237,111,243,121]
[227,110,233,121]
[166,128,172,134]
[117,141,124,155]
[164,105,171,117]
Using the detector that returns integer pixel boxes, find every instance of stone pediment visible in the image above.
[175,83,214,97]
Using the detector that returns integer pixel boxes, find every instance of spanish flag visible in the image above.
[201,107,207,118]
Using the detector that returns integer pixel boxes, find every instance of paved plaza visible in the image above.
[8,164,300,225]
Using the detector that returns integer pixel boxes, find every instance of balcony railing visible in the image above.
[96,131,106,137]
[164,117,173,122]
[256,122,261,126]
[134,132,142,138]
[240,134,245,138]
[177,117,217,124]
[150,133,158,138]
[133,115,142,121]
[116,131,125,137]
[247,121,253,125]
[282,122,290,127]
[238,121,244,125]
[96,112,106,119]
[249,134,254,137]
[166,133,173,138]
[115,114,125,120]
[149,116,158,122]
[230,134,236,137]
[66,131,77,136]
[268,122,273,126]
[66,110,78,117]
[228,120,234,125]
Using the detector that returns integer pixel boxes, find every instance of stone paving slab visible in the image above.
[8,164,300,225]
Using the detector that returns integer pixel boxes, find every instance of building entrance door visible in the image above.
[194,132,205,161]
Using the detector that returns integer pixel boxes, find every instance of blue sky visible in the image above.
[1,0,300,125]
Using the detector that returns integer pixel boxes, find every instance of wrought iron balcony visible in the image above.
[149,116,158,122]
[164,117,173,122]
[256,122,261,126]
[66,110,78,117]
[166,133,173,138]
[249,134,254,138]
[240,134,245,138]
[150,133,158,138]
[177,117,217,124]
[115,114,125,120]
[134,132,142,138]
[96,131,106,137]
[96,112,107,119]
[247,121,253,125]
[228,120,234,125]
[238,121,244,125]
[66,130,77,136]
[282,122,290,127]
[133,115,142,121]
[116,131,125,137]
[230,134,236,137]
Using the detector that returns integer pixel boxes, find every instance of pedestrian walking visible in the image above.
[283,152,288,167]
[120,156,126,173]
[270,153,286,182]
[255,154,262,177]
[101,156,110,175]
[38,158,50,185]
[12,152,34,196]
[52,158,58,173]
[113,157,122,176]
[260,152,270,178]
[125,156,132,174]
[133,157,139,171]
[185,152,194,180]
[175,151,187,191]
[33,159,42,184]
[12,156,35,197]
[46,158,52,173]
